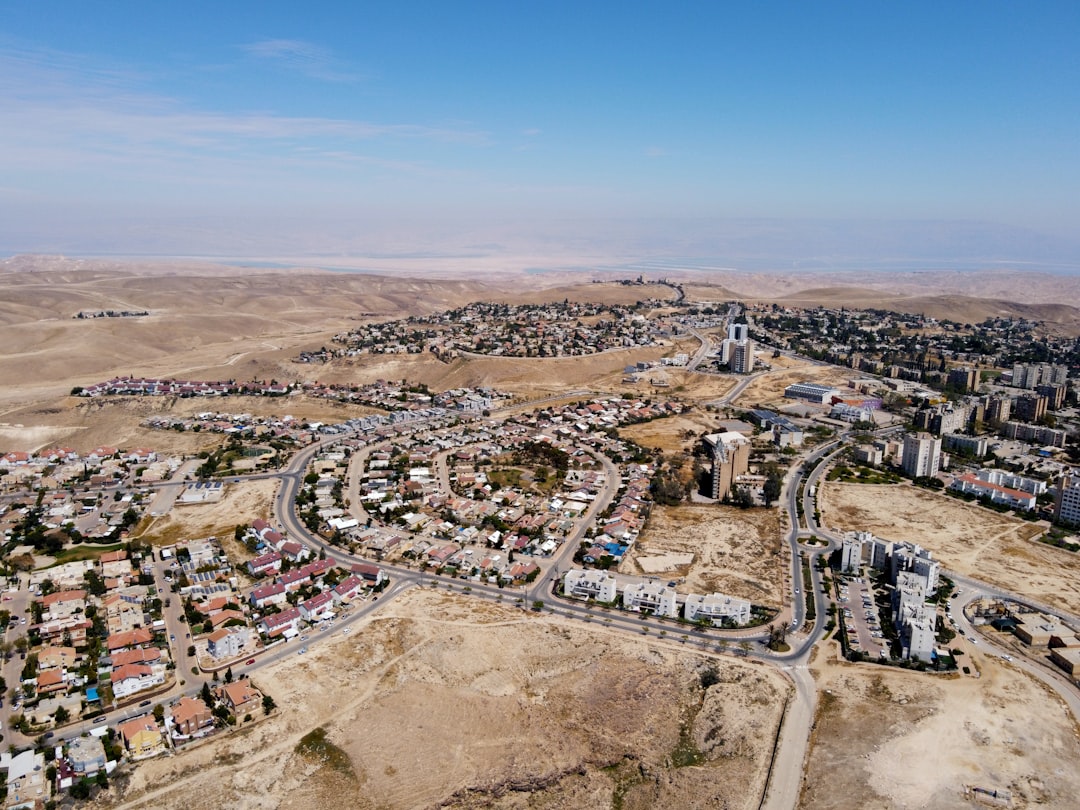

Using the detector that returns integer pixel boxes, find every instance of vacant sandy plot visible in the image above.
[625,504,786,607]
[618,410,732,454]
[112,588,789,810]
[802,648,1080,809]
[816,482,1080,615]
[135,479,278,553]
[737,364,852,409]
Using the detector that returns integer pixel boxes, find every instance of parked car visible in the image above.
[246,658,256,665]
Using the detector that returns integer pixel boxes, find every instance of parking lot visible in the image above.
[838,575,888,660]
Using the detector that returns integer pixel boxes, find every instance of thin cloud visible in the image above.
[242,38,363,83]
[0,43,491,177]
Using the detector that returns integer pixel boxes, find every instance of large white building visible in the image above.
[1056,475,1080,527]
[901,432,941,479]
[949,473,1038,511]
[684,592,752,626]
[784,382,841,404]
[621,582,678,618]
[899,604,937,663]
[562,569,617,602]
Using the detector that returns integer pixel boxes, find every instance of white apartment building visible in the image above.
[841,533,865,573]
[1056,475,1080,526]
[901,432,941,479]
[562,569,617,602]
[684,592,752,626]
[900,604,936,662]
[949,473,1037,511]
[622,582,678,618]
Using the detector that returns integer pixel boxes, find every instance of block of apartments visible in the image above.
[561,569,751,626]
[840,531,941,662]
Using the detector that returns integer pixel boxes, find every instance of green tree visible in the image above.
[262,694,277,716]
[53,705,70,724]
[224,667,233,684]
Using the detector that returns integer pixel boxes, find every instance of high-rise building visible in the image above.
[1013,394,1048,424]
[729,339,754,374]
[1012,363,1068,389]
[985,395,1011,426]
[727,323,748,342]
[703,432,751,500]
[1055,475,1080,527]
[947,367,978,393]
[1036,383,1067,411]
[902,432,941,479]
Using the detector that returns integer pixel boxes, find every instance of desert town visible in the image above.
[1,265,1080,810]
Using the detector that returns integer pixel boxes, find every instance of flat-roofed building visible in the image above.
[621,582,678,618]
[562,569,617,602]
[684,592,752,626]
[784,382,841,404]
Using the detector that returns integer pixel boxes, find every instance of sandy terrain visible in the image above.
[0,394,384,455]
[802,647,1080,809]
[110,588,789,810]
[624,505,786,608]
[737,364,854,410]
[618,410,733,454]
[816,483,1080,615]
[135,479,278,554]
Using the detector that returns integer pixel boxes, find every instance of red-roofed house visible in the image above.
[258,607,301,638]
[280,541,310,562]
[299,592,334,622]
[106,627,154,653]
[111,648,162,667]
[276,570,309,592]
[41,590,87,621]
[250,582,287,608]
[246,551,282,576]
[332,575,365,604]
[220,678,261,716]
[36,669,67,695]
[351,563,387,586]
[169,697,213,736]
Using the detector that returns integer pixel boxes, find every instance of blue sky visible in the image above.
[1,2,1078,267]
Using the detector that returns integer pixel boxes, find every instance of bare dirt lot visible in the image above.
[618,410,732,454]
[135,479,278,556]
[802,646,1080,809]
[624,504,786,608]
[816,482,1080,615]
[737,364,853,409]
[110,588,789,810]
